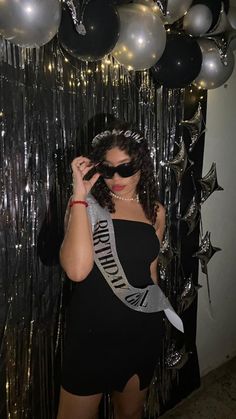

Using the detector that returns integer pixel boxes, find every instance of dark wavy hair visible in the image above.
[90,125,159,224]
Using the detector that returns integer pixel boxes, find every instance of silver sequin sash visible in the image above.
[87,194,184,333]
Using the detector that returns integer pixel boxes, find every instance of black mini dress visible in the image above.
[61,219,165,395]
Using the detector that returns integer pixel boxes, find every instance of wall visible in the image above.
[196,52,236,376]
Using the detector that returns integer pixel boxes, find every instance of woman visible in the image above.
[57,126,183,419]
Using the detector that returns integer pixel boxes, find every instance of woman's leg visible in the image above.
[57,387,103,419]
[112,374,148,419]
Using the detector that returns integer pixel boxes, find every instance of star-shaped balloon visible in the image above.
[198,162,223,204]
[224,29,236,52]
[178,275,202,313]
[159,267,168,283]
[159,234,175,268]
[165,344,191,370]
[181,195,201,235]
[193,231,221,303]
[206,2,228,37]
[193,231,221,275]
[180,103,206,152]
[161,141,191,184]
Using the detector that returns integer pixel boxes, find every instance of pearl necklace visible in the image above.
[110,191,139,203]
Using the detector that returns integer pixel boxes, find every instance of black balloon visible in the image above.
[58,1,120,62]
[59,44,83,69]
[183,85,207,120]
[192,0,222,30]
[150,33,202,89]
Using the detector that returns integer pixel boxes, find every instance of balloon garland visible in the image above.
[0,0,227,417]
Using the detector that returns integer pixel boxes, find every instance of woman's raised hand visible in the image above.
[71,156,100,199]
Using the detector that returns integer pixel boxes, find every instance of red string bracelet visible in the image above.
[69,200,88,208]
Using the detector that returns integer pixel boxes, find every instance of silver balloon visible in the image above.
[133,0,162,16]
[0,0,61,48]
[164,0,193,24]
[112,3,166,71]
[193,38,235,89]
[183,4,213,37]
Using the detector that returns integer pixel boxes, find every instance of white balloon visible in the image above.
[0,0,61,48]
[164,0,193,24]
[183,5,212,37]
[112,4,166,71]
[193,38,235,89]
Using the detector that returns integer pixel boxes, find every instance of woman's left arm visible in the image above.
[150,203,166,284]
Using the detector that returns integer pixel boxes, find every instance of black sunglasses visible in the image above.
[96,161,139,179]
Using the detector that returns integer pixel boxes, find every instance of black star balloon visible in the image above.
[193,231,221,303]
[193,231,221,275]
[198,162,223,204]
[178,275,202,313]
[224,29,236,52]
[159,267,168,283]
[181,195,201,235]
[159,235,175,268]
[165,343,191,370]
[162,141,190,185]
[180,103,206,152]
[206,2,228,36]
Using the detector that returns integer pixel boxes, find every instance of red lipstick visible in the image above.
[112,185,125,192]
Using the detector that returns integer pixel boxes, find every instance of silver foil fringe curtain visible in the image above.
[0,37,194,418]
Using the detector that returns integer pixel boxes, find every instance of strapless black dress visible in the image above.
[61,219,165,395]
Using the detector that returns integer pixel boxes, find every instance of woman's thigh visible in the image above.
[57,387,103,419]
[112,374,148,419]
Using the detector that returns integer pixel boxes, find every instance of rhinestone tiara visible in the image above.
[91,129,143,147]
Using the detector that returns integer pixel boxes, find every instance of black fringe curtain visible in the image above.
[0,37,206,418]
